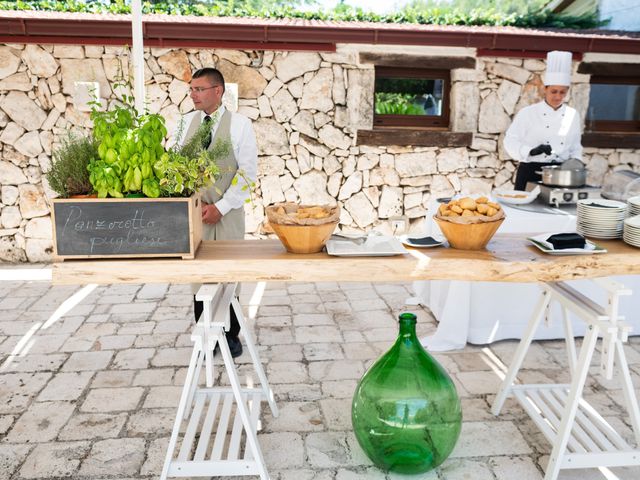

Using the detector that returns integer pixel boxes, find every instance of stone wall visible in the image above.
[0,43,639,262]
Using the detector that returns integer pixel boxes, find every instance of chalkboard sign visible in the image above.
[52,196,201,259]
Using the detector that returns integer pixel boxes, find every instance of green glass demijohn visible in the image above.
[351,312,462,474]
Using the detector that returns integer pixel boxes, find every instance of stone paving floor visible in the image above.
[0,265,639,480]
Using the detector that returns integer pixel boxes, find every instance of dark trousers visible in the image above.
[193,296,241,339]
[514,161,555,191]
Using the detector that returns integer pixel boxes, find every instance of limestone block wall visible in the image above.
[0,43,639,262]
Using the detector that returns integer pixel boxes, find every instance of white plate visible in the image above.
[528,234,607,255]
[399,235,445,248]
[326,236,408,257]
[493,189,538,205]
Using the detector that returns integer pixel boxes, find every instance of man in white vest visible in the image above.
[504,50,583,190]
[175,67,258,357]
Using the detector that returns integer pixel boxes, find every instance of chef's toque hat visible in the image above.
[544,50,572,86]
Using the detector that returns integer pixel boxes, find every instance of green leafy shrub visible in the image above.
[46,133,97,197]
[0,0,605,29]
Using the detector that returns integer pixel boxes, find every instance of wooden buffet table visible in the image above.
[52,234,640,285]
[51,235,640,480]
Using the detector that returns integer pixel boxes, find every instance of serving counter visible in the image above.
[52,235,640,285]
[51,236,640,480]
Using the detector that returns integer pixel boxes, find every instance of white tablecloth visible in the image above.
[410,203,640,351]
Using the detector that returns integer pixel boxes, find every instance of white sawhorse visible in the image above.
[161,283,278,479]
[492,279,640,480]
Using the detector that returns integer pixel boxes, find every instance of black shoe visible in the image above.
[227,337,243,358]
[214,337,243,358]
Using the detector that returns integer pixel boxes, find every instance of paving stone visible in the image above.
[97,294,137,304]
[267,361,309,384]
[306,432,352,468]
[91,370,135,388]
[293,313,334,326]
[277,469,334,480]
[142,385,181,408]
[150,306,190,322]
[256,305,292,316]
[255,315,292,327]
[113,348,155,369]
[151,347,191,367]
[451,421,532,457]
[81,387,144,413]
[296,325,343,344]
[292,302,327,314]
[0,372,52,414]
[78,437,146,476]
[273,383,323,402]
[134,333,177,348]
[152,318,191,334]
[264,401,323,432]
[335,467,387,480]
[62,350,113,371]
[440,458,494,480]
[126,408,175,436]
[319,398,351,430]
[0,444,32,480]
[111,302,156,315]
[59,413,127,440]
[133,368,174,386]
[304,342,345,361]
[259,326,295,345]
[140,437,168,476]
[491,455,544,480]
[118,322,155,335]
[37,371,93,401]
[260,432,305,468]
[341,342,376,361]
[136,283,169,299]
[26,334,69,353]
[321,379,358,399]
[287,283,317,294]
[2,353,67,372]
[456,370,503,395]
[95,334,136,350]
[5,401,75,443]
[0,415,14,435]
[309,360,365,381]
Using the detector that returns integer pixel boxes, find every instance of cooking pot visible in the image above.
[537,165,587,187]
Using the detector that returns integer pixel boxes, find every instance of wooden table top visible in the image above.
[51,234,640,285]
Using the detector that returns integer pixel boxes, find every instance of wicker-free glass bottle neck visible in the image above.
[398,312,417,336]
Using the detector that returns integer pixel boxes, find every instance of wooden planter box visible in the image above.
[51,194,202,260]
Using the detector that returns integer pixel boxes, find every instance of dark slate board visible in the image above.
[53,200,191,256]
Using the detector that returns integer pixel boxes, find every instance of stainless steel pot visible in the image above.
[537,165,587,187]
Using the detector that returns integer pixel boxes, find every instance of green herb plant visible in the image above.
[47,132,97,197]
[88,74,166,198]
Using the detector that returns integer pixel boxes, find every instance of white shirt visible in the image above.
[504,101,583,163]
[175,107,257,215]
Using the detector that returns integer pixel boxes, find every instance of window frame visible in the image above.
[373,66,451,129]
[586,75,640,133]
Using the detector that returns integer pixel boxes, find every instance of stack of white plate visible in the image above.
[628,196,640,216]
[623,215,640,247]
[576,199,627,239]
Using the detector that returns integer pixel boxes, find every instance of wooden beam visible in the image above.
[357,129,472,147]
[359,52,476,69]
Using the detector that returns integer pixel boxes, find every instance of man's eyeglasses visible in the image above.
[189,85,221,94]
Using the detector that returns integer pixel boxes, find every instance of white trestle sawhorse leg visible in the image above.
[492,278,640,480]
[161,283,278,480]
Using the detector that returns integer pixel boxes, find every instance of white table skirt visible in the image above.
[411,203,640,351]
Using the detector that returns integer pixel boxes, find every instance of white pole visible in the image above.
[131,0,145,114]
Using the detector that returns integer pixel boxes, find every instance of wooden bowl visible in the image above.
[269,221,338,254]
[434,216,504,250]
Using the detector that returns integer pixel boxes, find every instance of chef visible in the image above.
[504,50,583,190]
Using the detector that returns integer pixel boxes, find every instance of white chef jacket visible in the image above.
[504,101,583,163]
[174,106,257,215]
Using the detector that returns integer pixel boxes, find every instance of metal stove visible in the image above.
[526,182,601,206]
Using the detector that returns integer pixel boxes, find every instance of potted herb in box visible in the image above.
[51,78,230,260]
